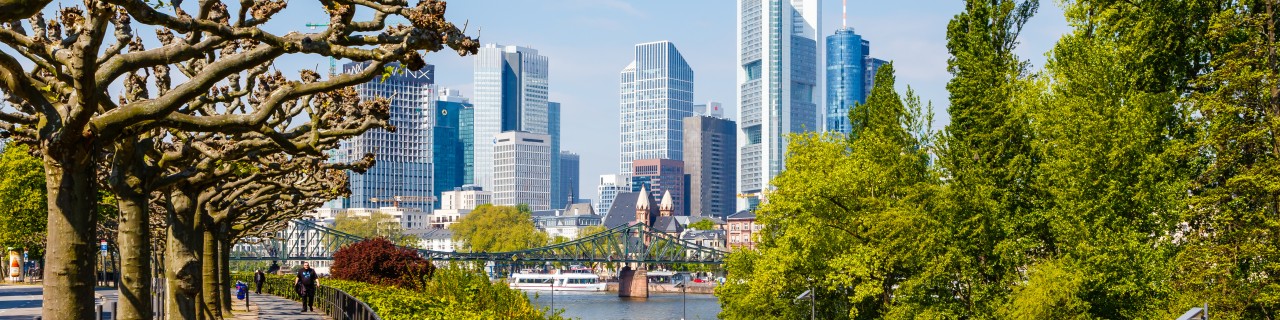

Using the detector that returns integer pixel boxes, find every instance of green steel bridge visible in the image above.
[230,219,727,265]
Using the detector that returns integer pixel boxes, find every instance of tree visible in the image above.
[0,1,478,318]
[332,238,433,289]
[934,0,1040,315]
[1173,1,1280,317]
[718,64,943,318]
[333,210,420,247]
[450,205,547,253]
[686,219,716,231]
[0,141,46,253]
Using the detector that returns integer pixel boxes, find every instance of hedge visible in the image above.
[235,266,563,320]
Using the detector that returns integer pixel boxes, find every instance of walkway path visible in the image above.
[232,289,332,320]
[0,285,328,320]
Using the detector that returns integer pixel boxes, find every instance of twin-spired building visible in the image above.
[736,0,821,210]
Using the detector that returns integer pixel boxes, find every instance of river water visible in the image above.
[527,291,722,320]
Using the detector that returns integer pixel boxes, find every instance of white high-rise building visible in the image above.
[473,44,550,190]
[694,101,725,118]
[492,131,552,211]
[736,0,820,210]
[596,174,629,218]
[619,41,695,177]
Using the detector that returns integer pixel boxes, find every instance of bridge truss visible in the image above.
[230,219,727,265]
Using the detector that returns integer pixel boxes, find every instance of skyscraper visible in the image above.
[548,101,563,209]
[631,159,686,216]
[825,27,866,134]
[736,0,820,210]
[492,130,552,211]
[474,44,550,190]
[559,151,581,208]
[619,41,695,178]
[684,115,738,218]
[332,61,435,211]
[864,57,888,99]
[433,89,472,209]
[694,101,725,118]
[597,174,628,218]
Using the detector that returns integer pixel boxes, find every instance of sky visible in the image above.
[16,0,1072,205]
[409,0,1071,204]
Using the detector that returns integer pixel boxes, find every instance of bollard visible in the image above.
[109,301,117,320]
[95,304,103,320]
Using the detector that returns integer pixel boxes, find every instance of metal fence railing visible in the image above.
[238,274,381,320]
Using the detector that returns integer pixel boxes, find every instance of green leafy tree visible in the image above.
[934,0,1041,315]
[1173,1,1280,317]
[998,3,1197,315]
[0,142,46,253]
[450,204,547,253]
[718,64,942,319]
[687,219,716,231]
[333,211,420,247]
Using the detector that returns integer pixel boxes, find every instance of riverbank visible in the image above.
[605,282,717,294]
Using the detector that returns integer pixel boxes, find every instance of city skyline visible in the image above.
[245,1,1069,204]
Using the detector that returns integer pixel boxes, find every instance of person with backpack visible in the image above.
[294,261,320,312]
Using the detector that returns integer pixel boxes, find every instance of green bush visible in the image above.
[235,265,562,320]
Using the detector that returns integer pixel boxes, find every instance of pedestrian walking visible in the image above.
[253,269,266,294]
[294,261,319,312]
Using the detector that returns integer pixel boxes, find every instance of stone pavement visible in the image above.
[232,289,332,320]
[0,284,119,320]
[0,285,328,320]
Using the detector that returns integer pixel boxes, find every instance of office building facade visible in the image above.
[597,174,628,218]
[825,27,866,134]
[332,61,435,211]
[474,44,550,190]
[736,0,820,210]
[620,41,695,178]
[693,101,725,118]
[548,101,563,210]
[684,115,738,218]
[631,159,686,216]
[433,89,472,208]
[492,131,552,211]
[558,151,582,208]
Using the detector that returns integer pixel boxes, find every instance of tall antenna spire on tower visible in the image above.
[842,0,848,28]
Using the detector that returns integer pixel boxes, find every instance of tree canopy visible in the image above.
[450,204,547,253]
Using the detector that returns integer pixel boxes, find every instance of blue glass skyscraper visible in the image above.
[548,101,564,209]
[433,89,472,209]
[825,27,866,134]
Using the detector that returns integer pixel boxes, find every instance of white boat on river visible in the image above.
[508,272,607,292]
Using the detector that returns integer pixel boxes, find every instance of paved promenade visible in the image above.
[0,285,329,320]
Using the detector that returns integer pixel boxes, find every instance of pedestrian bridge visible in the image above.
[230,219,727,265]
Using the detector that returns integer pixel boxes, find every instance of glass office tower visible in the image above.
[619,41,695,178]
[736,0,820,210]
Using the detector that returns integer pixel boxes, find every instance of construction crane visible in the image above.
[305,22,337,77]
[369,196,435,208]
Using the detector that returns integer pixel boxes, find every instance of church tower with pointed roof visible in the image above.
[659,190,675,218]
[635,186,653,225]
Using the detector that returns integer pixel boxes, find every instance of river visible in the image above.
[527,291,722,320]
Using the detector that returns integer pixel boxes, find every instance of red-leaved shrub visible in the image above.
[331,238,434,289]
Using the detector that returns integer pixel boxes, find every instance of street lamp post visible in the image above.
[795,286,814,320]
[675,281,687,320]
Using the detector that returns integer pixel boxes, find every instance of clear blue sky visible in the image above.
[25,0,1071,204]
[406,0,1070,203]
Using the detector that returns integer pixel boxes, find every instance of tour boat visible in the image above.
[508,272,607,292]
